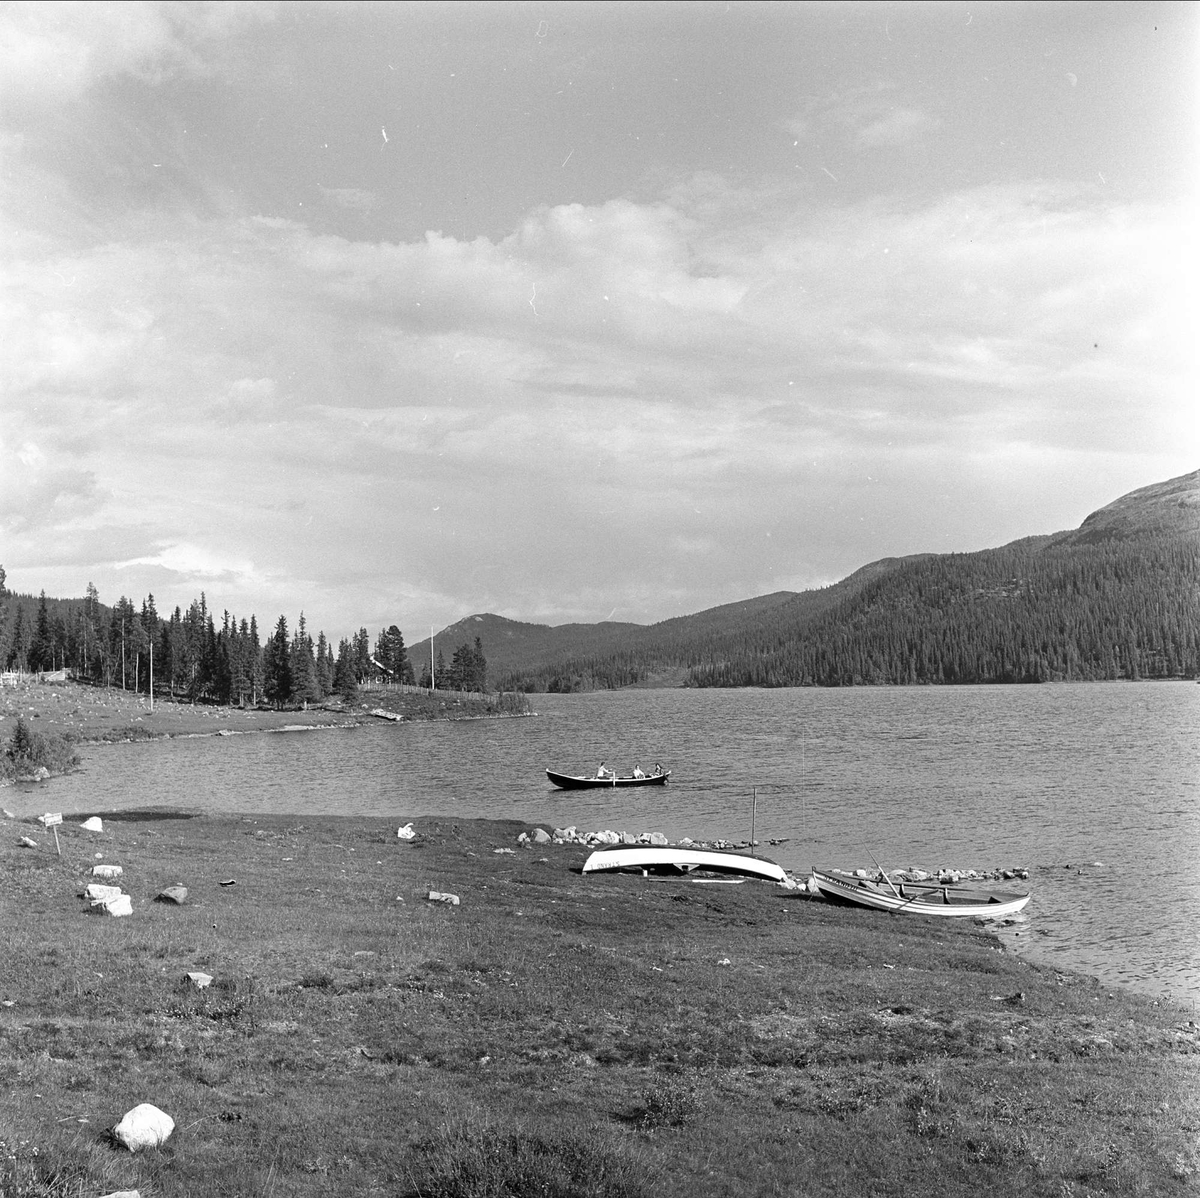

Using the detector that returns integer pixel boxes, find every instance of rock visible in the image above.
[396,823,416,840]
[92,864,123,879]
[621,831,637,845]
[111,1103,174,1151]
[532,828,551,844]
[92,894,133,917]
[98,1190,142,1198]
[80,816,103,832]
[427,891,460,905]
[85,883,124,901]
[155,886,188,905]
[2,809,15,819]
[19,836,38,849]
[648,832,668,846]
[187,972,213,989]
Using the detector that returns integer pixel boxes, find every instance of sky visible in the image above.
[2,1,1197,644]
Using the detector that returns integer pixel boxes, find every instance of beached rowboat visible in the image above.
[546,768,670,789]
[582,845,786,883]
[811,868,1031,919]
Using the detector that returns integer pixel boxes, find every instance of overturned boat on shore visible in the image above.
[811,868,1031,919]
[582,844,787,883]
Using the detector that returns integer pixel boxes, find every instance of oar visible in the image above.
[867,849,903,901]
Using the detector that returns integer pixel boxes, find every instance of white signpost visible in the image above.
[41,812,62,855]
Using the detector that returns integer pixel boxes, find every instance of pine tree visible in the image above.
[263,616,293,706]
[290,613,321,706]
[334,638,358,701]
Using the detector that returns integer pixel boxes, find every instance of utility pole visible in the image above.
[430,625,435,692]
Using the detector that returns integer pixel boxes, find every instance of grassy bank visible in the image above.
[2,812,1197,1197]
[0,678,529,770]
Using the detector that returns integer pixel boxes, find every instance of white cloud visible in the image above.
[855,106,941,148]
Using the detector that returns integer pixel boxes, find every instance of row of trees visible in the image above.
[0,567,492,707]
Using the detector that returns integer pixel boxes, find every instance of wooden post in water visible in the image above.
[751,787,757,851]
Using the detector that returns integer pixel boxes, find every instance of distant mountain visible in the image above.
[428,469,1199,690]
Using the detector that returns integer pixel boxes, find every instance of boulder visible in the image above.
[111,1103,174,1151]
[532,828,551,844]
[621,831,637,845]
[396,823,416,840]
[92,864,123,879]
[19,836,38,849]
[85,883,123,901]
[427,891,460,906]
[187,972,213,989]
[92,894,133,917]
[155,886,188,905]
[80,816,103,832]
[648,832,669,847]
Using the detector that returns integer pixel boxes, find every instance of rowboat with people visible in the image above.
[546,766,670,789]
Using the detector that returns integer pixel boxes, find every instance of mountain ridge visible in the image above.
[417,469,1199,688]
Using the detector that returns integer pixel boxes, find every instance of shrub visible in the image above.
[1,716,80,781]
[409,1121,650,1198]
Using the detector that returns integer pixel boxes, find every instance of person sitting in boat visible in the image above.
[653,762,664,775]
[632,765,645,778]
[597,762,614,779]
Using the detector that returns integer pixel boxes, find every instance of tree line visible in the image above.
[0,566,490,706]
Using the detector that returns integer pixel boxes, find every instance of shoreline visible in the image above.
[2,810,1197,1197]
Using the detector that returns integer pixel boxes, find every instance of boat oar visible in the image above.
[867,849,903,901]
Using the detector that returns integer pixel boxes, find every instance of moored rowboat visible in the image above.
[811,868,1031,919]
[582,845,786,883]
[546,768,670,789]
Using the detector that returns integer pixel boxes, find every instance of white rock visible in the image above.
[93,894,133,917]
[396,823,416,840]
[19,836,38,849]
[648,832,669,846]
[85,883,123,901]
[187,972,213,989]
[532,828,551,844]
[98,1190,141,1198]
[92,864,123,878]
[427,891,460,905]
[111,1103,174,1151]
[80,816,103,832]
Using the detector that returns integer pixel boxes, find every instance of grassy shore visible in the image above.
[2,809,1197,1198]
[0,677,528,757]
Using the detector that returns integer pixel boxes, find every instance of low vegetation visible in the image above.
[1,814,1196,1196]
[0,715,80,785]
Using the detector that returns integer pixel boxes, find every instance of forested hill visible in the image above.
[460,469,1200,691]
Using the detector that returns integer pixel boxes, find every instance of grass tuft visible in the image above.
[408,1119,652,1198]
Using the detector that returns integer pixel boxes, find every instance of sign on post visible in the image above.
[41,812,62,855]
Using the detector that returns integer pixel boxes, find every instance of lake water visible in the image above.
[13,682,1199,1008]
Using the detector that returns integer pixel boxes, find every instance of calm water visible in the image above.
[14,682,1199,1007]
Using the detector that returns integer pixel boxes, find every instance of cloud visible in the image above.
[855,106,941,148]
[0,2,275,109]
[782,88,940,151]
[1,166,1191,630]
[319,187,380,215]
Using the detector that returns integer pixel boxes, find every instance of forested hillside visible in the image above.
[491,469,1200,690]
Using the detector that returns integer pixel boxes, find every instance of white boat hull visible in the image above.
[582,845,787,883]
[812,869,1030,919]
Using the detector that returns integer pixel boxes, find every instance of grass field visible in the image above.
[2,811,1197,1197]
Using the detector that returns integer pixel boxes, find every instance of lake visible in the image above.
[13,681,1199,1008]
